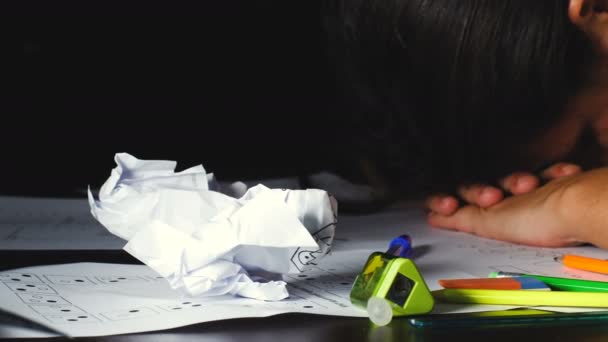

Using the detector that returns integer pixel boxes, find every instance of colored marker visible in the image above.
[555,254,608,275]
[433,289,608,308]
[438,277,550,291]
[490,271,608,293]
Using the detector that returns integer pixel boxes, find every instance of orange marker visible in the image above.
[438,277,549,290]
[556,254,608,275]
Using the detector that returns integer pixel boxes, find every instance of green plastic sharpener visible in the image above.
[350,251,434,326]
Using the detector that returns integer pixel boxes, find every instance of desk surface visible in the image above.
[2,251,608,342]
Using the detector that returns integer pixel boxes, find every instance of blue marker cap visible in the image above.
[387,235,413,258]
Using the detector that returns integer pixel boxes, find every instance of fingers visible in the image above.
[427,185,503,216]
[457,185,503,208]
[427,205,483,234]
[541,162,582,179]
[428,205,510,243]
[427,162,582,217]
[499,172,540,195]
[425,195,459,216]
[426,162,585,247]
[497,163,582,195]
[427,185,503,217]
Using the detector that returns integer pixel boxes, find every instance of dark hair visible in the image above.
[324,0,595,199]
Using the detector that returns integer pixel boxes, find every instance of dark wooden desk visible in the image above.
[3,250,608,342]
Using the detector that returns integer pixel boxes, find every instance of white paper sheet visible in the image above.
[87,153,338,301]
[3,199,608,337]
[0,196,94,224]
[0,261,361,338]
[0,255,494,338]
[0,196,124,250]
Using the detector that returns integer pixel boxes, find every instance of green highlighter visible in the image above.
[350,235,434,326]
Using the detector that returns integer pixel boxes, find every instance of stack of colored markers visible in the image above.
[434,254,608,307]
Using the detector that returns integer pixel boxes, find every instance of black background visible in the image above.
[3,1,345,196]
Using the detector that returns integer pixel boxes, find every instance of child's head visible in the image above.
[325,0,606,197]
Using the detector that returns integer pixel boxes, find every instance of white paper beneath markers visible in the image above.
[3,209,608,337]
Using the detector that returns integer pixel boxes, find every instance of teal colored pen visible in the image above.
[489,271,608,293]
[409,310,608,328]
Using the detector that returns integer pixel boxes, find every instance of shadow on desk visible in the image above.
[3,250,608,342]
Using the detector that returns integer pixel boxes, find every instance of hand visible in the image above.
[427,168,608,248]
[425,162,582,216]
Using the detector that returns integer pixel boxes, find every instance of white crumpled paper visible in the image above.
[87,153,338,301]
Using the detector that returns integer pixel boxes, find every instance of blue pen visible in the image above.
[387,235,413,258]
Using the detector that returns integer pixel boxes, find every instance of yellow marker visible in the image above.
[433,288,608,308]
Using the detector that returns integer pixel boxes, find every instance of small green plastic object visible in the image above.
[350,251,434,326]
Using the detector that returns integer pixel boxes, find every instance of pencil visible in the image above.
[433,289,608,307]
[556,254,608,275]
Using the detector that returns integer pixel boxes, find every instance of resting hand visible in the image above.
[427,168,608,248]
[425,162,582,216]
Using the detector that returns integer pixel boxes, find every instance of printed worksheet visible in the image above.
[3,200,608,337]
[0,261,364,338]
[0,256,490,338]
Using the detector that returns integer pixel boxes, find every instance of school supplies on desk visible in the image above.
[433,288,608,307]
[438,277,550,291]
[350,235,434,326]
[555,254,608,275]
[490,271,608,292]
